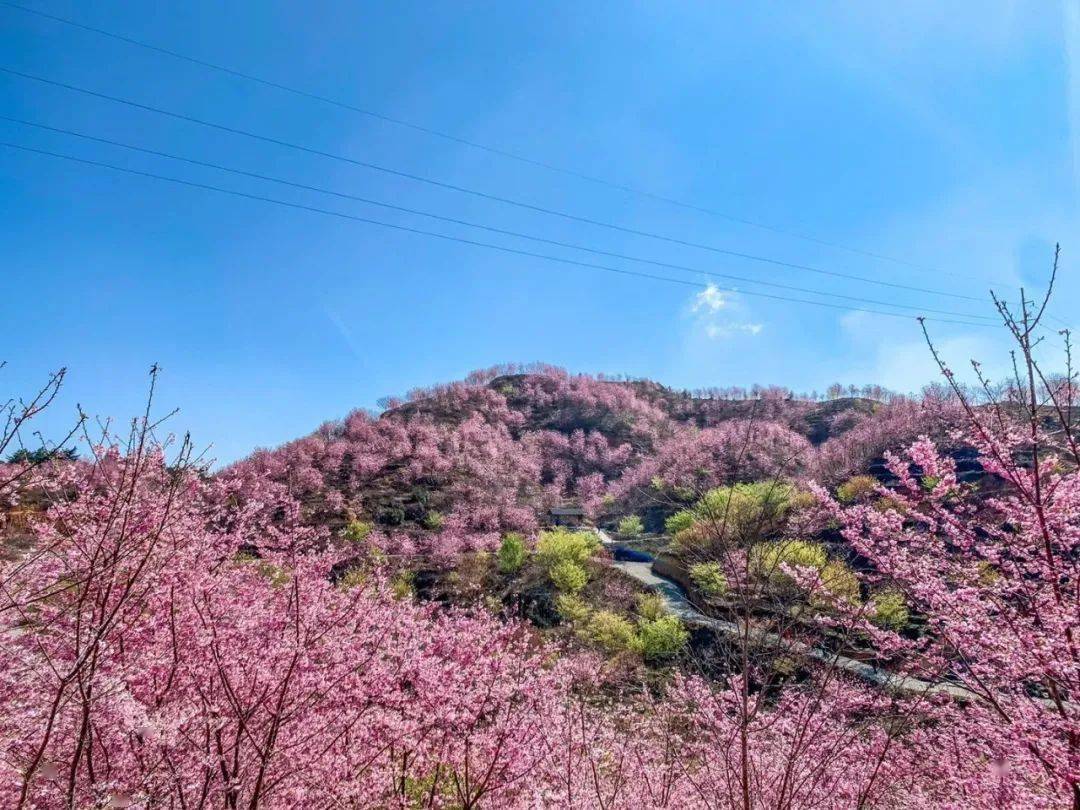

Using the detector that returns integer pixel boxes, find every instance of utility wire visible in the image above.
[0,0,974,280]
[0,115,1000,323]
[0,66,991,304]
[0,140,996,328]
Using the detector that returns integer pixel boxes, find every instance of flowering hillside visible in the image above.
[219,365,951,556]
[2,312,1077,806]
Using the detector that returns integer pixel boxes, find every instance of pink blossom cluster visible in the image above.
[2,364,1076,805]
[614,420,812,502]
[219,369,677,550]
[822,424,1079,803]
[2,444,1059,806]
[812,397,961,484]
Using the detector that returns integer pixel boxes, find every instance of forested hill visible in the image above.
[221,365,951,549]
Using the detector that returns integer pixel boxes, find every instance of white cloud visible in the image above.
[705,322,764,339]
[692,285,730,313]
[686,286,765,341]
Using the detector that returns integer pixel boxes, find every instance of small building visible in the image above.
[548,505,587,527]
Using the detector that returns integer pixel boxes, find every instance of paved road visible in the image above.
[595,529,977,702]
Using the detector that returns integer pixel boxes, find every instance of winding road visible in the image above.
[595,529,978,702]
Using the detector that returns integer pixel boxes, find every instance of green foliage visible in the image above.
[422,511,445,531]
[836,475,878,504]
[391,570,415,600]
[617,515,644,537]
[343,520,373,543]
[535,529,599,570]
[584,610,639,654]
[665,510,695,536]
[675,482,799,557]
[635,592,667,622]
[873,496,906,515]
[977,560,1001,586]
[920,475,941,492]
[337,567,367,591]
[555,593,591,623]
[819,560,861,604]
[672,486,697,503]
[496,532,527,575]
[6,446,79,464]
[235,551,289,588]
[750,539,828,584]
[689,562,729,597]
[252,559,290,589]
[637,615,688,660]
[771,655,799,678]
[565,593,686,662]
[751,540,860,604]
[695,481,796,524]
[870,588,909,630]
[401,766,455,805]
[549,560,589,593]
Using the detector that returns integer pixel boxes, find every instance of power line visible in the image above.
[0,115,1000,323]
[0,66,991,305]
[0,0,972,280]
[0,140,996,328]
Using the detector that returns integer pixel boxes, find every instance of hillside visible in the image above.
[220,367,953,554]
[4,355,1077,807]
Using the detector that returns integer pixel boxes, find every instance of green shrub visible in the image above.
[695,482,796,525]
[665,510,695,536]
[337,567,367,590]
[402,767,455,805]
[750,539,828,584]
[819,560,861,604]
[689,562,729,597]
[675,482,798,556]
[343,520,373,543]
[254,560,290,589]
[391,570,415,600]
[836,475,877,504]
[873,496,906,515]
[549,560,589,593]
[672,486,697,503]
[635,592,667,621]
[555,593,591,623]
[496,532,527,574]
[977,560,1001,586]
[617,515,644,537]
[638,615,688,660]
[870,588,909,629]
[535,529,599,570]
[751,540,861,604]
[585,610,639,654]
[422,511,445,530]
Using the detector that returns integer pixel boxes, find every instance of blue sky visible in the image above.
[3,1,1078,464]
